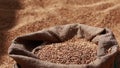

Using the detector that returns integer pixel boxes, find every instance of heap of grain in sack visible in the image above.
[34,37,98,64]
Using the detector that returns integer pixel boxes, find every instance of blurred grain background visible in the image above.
[0,0,120,68]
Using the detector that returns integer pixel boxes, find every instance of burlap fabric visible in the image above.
[8,23,119,68]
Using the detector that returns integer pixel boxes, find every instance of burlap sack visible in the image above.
[8,23,119,68]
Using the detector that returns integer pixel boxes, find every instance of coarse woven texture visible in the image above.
[8,24,118,68]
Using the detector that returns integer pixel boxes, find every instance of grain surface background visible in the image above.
[0,0,120,68]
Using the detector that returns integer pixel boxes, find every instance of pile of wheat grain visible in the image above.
[34,38,97,64]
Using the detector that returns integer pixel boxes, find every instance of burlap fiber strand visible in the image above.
[8,23,119,68]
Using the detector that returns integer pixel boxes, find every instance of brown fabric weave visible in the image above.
[8,23,119,68]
